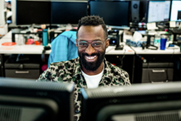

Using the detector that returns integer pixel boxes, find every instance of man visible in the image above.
[38,15,131,121]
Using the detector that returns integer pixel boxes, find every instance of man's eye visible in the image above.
[80,43,87,46]
[93,43,101,46]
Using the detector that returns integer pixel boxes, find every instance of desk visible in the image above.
[131,46,180,55]
[0,31,135,82]
[130,46,181,83]
[0,31,51,54]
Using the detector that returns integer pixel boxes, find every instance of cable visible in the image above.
[120,48,126,68]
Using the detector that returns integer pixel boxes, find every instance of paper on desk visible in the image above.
[170,21,176,28]
[147,23,158,30]
[133,31,142,42]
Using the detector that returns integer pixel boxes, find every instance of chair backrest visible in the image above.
[48,31,78,66]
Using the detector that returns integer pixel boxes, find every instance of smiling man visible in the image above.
[38,15,130,121]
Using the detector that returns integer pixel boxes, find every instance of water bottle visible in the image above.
[42,29,48,46]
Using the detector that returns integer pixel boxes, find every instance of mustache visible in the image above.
[82,53,99,56]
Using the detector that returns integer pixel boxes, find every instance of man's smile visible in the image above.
[85,55,98,62]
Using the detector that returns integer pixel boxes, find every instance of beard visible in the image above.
[79,51,105,71]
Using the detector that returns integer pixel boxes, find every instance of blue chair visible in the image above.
[48,30,78,67]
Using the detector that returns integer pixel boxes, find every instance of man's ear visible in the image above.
[106,38,109,48]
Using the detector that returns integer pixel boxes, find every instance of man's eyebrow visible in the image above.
[79,39,102,42]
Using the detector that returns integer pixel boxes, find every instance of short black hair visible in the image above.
[77,15,108,38]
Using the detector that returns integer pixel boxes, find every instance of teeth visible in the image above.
[86,55,96,59]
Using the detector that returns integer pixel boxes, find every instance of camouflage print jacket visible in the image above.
[37,57,131,121]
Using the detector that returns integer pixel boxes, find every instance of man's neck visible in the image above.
[81,62,104,75]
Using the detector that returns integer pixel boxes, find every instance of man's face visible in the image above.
[76,25,109,71]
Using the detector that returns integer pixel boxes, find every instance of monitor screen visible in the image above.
[81,82,181,121]
[51,1,88,24]
[89,1,130,27]
[147,1,170,23]
[170,0,181,21]
[16,0,51,25]
[0,77,74,121]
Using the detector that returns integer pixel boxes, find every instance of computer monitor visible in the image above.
[81,82,181,121]
[89,1,130,27]
[16,0,51,25]
[51,1,88,25]
[0,77,74,121]
[147,1,171,23]
[170,0,181,22]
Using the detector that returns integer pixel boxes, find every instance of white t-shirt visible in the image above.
[81,68,104,89]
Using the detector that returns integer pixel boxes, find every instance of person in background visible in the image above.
[37,15,131,121]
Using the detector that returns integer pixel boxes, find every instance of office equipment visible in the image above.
[108,30,119,46]
[169,28,181,45]
[131,1,140,22]
[4,54,40,79]
[108,30,124,50]
[170,0,181,22]
[81,81,181,121]
[16,0,51,25]
[51,1,87,25]
[146,1,170,23]
[0,77,74,121]
[134,54,174,83]
[89,1,129,27]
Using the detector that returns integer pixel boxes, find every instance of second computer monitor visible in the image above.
[147,1,171,23]
[51,1,88,25]
[89,1,130,27]
[16,0,51,25]
[170,0,181,22]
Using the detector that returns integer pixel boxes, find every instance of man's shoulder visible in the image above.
[104,60,130,85]
[105,60,129,76]
[50,58,79,67]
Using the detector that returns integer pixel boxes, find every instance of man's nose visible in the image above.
[85,44,96,55]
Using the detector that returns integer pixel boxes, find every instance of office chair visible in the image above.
[48,30,78,67]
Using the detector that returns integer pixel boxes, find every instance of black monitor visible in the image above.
[89,1,129,27]
[81,82,181,121]
[0,77,74,121]
[146,1,171,23]
[51,1,88,25]
[170,0,181,22]
[16,0,51,25]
